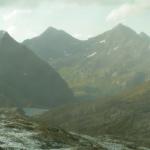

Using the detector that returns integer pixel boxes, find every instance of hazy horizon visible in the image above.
[0,1,150,149]
[0,0,149,42]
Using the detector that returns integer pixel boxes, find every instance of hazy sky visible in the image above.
[0,0,149,41]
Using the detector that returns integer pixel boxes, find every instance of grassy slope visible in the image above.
[38,81,150,146]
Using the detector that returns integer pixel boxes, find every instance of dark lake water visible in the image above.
[23,107,48,116]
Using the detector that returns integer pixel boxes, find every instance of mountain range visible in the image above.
[0,24,150,148]
[0,31,74,108]
[24,24,150,99]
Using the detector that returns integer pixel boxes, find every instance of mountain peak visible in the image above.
[0,30,15,39]
[115,23,126,28]
[45,26,59,32]
[0,30,18,45]
[39,26,72,40]
[113,24,136,33]
[0,30,8,40]
[36,26,79,42]
[109,23,138,38]
[43,26,65,35]
[90,24,138,42]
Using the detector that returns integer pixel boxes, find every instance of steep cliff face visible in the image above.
[0,31,74,108]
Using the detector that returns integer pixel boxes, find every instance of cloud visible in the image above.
[106,0,150,23]
[106,3,136,23]
[56,0,128,5]
[2,9,32,21]
[3,10,18,21]
[6,25,16,34]
[0,0,133,7]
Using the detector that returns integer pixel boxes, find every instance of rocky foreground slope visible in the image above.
[0,108,104,150]
[1,108,150,150]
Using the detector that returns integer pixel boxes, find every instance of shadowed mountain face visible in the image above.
[0,31,74,108]
[23,24,150,99]
[37,81,150,147]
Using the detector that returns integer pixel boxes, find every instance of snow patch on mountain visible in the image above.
[87,52,97,58]
[99,40,106,44]
[113,46,119,51]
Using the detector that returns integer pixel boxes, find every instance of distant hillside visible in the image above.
[24,24,150,99]
[38,81,150,146]
[0,31,74,108]
[23,27,84,61]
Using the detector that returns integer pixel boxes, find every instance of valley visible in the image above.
[0,24,150,149]
[36,81,150,148]
[0,0,150,149]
